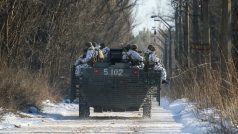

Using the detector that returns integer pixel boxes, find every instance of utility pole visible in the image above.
[151,15,173,77]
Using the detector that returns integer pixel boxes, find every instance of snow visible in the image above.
[41,99,79,120]
[0,100,79,130]
[0,97,231,133]
[161,97,212,133]
[0,112,42,130]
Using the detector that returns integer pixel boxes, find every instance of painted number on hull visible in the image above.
[103,69,124,76]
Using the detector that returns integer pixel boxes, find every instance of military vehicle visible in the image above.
[70,49,161,118]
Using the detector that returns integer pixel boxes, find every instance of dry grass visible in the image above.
[164,63,238,130]
[0,65,59,111]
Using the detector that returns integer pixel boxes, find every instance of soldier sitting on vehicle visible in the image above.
[75,48,87,65]
[125,44,144,69]
[92,42,99,58]
[145,45,169,84]
[122,44,132,62]
[75,42,95,76]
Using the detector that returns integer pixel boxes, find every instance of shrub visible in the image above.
[0,67,58,111]
[163,64,238,128]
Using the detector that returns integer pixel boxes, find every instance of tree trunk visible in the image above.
[191,0,201,65]
[178,0,183,66]
[184,2,190,68]
[210,0,222,70]
[231,0,238,70]
[201,0,211,65]
[175,7,179,63]
[220,0,232,94]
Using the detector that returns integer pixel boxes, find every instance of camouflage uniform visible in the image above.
[146,50,167,81]
[122,49,133,61]
[123,49,144,68]
[102,47,110,58]
[75,46,95,76]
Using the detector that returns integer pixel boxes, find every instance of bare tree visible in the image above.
[0,0,138,84]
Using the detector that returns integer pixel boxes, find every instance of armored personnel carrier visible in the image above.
[70,49,161,118]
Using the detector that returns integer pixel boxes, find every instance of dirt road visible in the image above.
[0,98,188,134]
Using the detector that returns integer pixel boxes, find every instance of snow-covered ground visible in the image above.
[0,97,217,133]
[161,97,213,133]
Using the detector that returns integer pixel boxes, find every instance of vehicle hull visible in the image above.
[77,67,160,111]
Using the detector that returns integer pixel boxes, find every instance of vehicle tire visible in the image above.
[143,95,152,118]
[79,103,90,118]
[70,65,76,102]
[156,85,160,106]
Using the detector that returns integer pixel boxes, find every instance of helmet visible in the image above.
[100,43,105,49]
[92,42,97,47]
[131,44,138,50]
[148,44,155,51]
[125,44,131,51]
[148,44,153,49]
[85,42,93,48]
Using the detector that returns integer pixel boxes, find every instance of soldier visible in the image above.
[74,48,87,66]
[92,42,99,58]
[75,42,95,76]
[128,44,144,68]
[122,44,132,62]
[145,45,168,84]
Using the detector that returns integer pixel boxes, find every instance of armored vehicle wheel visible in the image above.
[70,85,76,103]
[79,103,90,118]
[156,85,161,106]
[143,95,152,118]
[79,93,90,118]
[70,65,77,102]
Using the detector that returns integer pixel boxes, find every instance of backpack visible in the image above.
[97,49,105,61]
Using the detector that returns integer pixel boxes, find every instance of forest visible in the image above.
[167,0,238,129]
[0,0,136,110]
[0,0,238,131]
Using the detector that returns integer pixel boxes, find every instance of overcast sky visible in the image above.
[132,0,173,36]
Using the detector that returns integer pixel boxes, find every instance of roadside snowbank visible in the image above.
[41,99,78,120]
[161,97,238,133]
[0,100,78,130]
[161,97,212,133]
[0,112,44,129]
